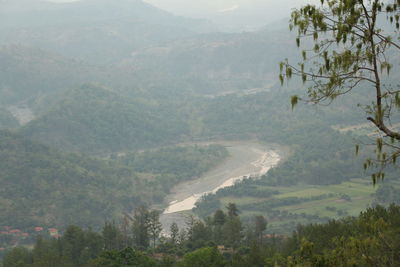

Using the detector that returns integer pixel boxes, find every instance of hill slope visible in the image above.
[0,45,110,107]
[21,84,189,153]
[0,130,141,228]
[0,130,229,230]
[117,27,299,95]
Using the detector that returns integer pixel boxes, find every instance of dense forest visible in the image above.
[0,129,228,229]
[21,84,189,153]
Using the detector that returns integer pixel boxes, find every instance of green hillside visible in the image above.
[0,130,228,230]
[21,84,189,154]
[0,45,108,107]
[117,28,299,95]
[0,130,140,229]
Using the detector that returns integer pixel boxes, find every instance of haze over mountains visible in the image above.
[0,0,215,63]
[0,0,311,229]
[38,0,321,31]
[143,0,320,31]
[0,0,399,259]
[0,0,302,112]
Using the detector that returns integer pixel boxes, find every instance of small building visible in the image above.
[48,228,59,237]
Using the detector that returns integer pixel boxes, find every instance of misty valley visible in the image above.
[0,0,400,266]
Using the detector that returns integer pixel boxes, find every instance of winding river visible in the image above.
[159,141,281,231]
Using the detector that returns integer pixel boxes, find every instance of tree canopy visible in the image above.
[280,0,400,182]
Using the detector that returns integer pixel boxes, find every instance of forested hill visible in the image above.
[0,130,140,228]
[0,45,108,107]
[0,129,229,230]
[0,18,300,108]
[116,27,299,95]
[0,23,297,112]
[21,84,189,154]
[19,82,368,155]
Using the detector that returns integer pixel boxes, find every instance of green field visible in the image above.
[218,178,396,233]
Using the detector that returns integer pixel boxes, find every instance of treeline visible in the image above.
[2,205,400,266]
[1,203,270,266]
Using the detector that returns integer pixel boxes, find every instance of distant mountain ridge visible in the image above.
[0,45,108,106]
[0,0,216,63]
[116,27,299,95]
[0,22,299,109]
[1,0,214,29]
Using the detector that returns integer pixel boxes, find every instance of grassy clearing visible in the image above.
[275,188,331,199]
[196,169,398,234]
[234,178,385,233]
[220,197,267,206]
[279,196,371,217]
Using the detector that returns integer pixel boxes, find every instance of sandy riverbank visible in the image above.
[159,141,281,231]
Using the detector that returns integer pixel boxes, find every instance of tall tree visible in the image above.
[213,210,226,226]
[187,220,213,249]
[102,222,123,251]
[280,0,400,182]
[3,247,32,267]
[254,215,268,244]
[170,222,179,245]
[226,203,240,218]
[212,210,226,244]
[120,215,132,248]
[148,210,162,250]
[132,206,150,249]
[223,217,243,248]
[61,225,102,267]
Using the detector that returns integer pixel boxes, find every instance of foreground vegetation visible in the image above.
[2,204,400,266]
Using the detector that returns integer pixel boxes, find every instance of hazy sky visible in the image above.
[142,0,316,15]
[142,0,319,30]
[47,0,318,16]
[45,0,319,31]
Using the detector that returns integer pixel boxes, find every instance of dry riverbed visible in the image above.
[159,141,281,232]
